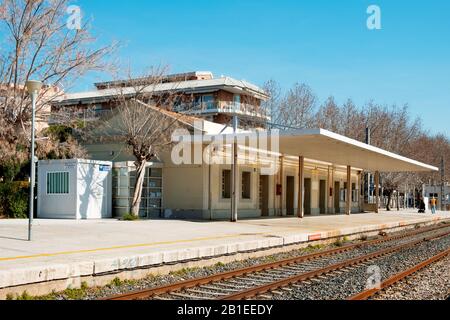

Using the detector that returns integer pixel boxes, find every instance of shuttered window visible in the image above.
[222,170,231,199]
[242,172,251,199]
[47,172,70,194]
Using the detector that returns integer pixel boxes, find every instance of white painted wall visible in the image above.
[37,159,112,219]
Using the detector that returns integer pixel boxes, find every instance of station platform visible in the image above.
[0,210,449,298]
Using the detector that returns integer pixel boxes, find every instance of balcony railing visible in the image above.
[174,102,269,120]
[49,109,113,125]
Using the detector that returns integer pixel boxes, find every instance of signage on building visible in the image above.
[99,165,111,172]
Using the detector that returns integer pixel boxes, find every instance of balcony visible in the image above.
[174,102,270,121]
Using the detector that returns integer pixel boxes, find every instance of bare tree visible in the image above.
[261,79,282,127]
[277,83,316,128]
[263,76,450,207]
[339,99,366,140]
[91,68,193,217]
[315,96,341,132]
[0,0,115,168]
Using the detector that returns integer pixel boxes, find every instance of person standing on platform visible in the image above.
[430,197,438,214]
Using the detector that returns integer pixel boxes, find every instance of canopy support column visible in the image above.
[298,156,304,218]
[346,166,351,215]
[375,171,380,213]
[327,166,333,214]
[231,116,239,222]
[280,156,285,216]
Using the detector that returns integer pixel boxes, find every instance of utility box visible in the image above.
[37,159,113,219]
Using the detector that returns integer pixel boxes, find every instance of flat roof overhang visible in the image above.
[194,129,438,173]
[53,80,269,107]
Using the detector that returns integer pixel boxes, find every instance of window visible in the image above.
[341,182,348,202]
[222,170,231,199]
[47,172,69,194]
[352,183,358,202]
[204,95,215,109]
[234,94,241,105]
[242,172,251,199]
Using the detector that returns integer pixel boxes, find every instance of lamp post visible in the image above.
[25,80,43,241]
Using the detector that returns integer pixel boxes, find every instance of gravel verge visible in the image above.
[372,255,450,300]
[270,235,450,300]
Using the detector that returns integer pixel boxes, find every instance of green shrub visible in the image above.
[15,291,34,301]
[109,277,123,287]
[63,287,86,300]
[0,161,21,182]
[121,213,139,221]
[7,191,28,219]
[44,125,73,143]
[0,182,29,218]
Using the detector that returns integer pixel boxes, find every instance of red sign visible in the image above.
[308,234,322,241]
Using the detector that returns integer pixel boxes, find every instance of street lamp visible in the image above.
[25,80,43,241]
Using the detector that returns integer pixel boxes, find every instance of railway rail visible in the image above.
[348,247,450,300]
[102,223,450,301]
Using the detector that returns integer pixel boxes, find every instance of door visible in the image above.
[334,181,340,213]
[320,180,326,214]
[304,178,312,215]
[286,176,295,216]
[259,175,269,216]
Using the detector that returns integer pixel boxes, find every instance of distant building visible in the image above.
[53,71,270,130]
[423,183,450,210]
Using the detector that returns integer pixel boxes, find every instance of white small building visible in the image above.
[37,159,113,219]
[423,183,450,210]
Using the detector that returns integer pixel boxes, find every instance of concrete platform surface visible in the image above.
[0,210,449,291]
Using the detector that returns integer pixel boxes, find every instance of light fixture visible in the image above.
[25,80,43,94]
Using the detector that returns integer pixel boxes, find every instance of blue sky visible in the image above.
[74,0,450,137]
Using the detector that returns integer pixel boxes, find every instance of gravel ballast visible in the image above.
[372,255,450,300]
[270,235,450,300]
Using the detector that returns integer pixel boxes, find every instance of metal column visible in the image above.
[28,91,37,241]
[231,115,239,222]
[375,171,380,213]
[298,156,304,218]
[346,166,351,215]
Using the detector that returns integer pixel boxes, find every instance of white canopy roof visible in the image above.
[198,129,438,172]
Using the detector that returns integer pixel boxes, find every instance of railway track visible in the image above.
[348,247,450,300]
[102,223,450,301]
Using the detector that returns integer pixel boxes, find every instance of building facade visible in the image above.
[51,71,436,220]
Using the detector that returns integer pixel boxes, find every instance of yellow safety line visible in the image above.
[3,217,445,263]
[0,232,276,262]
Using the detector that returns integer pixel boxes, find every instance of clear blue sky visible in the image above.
[74,0,450,137]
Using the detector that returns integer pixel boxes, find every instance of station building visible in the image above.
[49,72,439,220]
